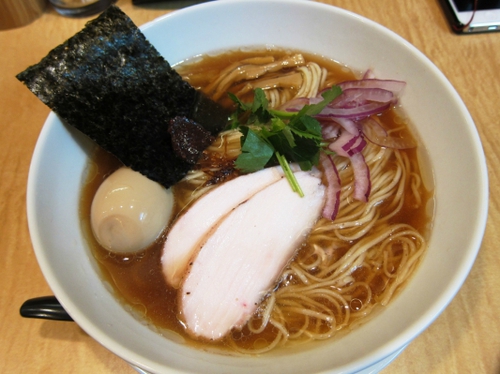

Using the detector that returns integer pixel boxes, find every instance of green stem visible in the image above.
[269,109,297,119]
[276,152,304,197]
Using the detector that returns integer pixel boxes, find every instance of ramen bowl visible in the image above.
[27,0,488,373]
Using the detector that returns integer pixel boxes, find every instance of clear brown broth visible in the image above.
[80,49,432,351]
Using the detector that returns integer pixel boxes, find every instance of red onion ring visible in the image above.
[338,79,406,96]
[350,152,371,202]
[282,76,411,215]
[328,130,358,157]
[320,153,341,221]
[321,122,341,140]
[361,118,417,149]
[317,101,392,120]
[332,87,395,107]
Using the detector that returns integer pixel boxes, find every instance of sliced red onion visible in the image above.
[328,130,367,157]
[331,87,395,108]
[338,79,406,96]
[350,152,371,202]
[320,153,341,221]
[280,76,407,207]
[362,118,417,149]
[330,118,359,135]
[362,70,376,79]
[317,101,392,120]
[321,122,341,140]
[286,81,400,123]
[328,130,358,157]
[346,136,367,156]
[341,133,361,153]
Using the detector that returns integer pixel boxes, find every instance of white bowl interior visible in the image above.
[27,1,488,373]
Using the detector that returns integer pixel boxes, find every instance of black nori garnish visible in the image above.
[16,5,229,188]
[168,116,215,164]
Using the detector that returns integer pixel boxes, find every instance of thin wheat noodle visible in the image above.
[170,51,429,353]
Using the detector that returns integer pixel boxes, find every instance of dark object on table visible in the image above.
[20,296,73,322]
[132,0,166,3]
[49,0,116,18]
[16,5,229,189]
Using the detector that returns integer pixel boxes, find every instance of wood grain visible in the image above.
[0,0,47,30]
[0,0,498,372]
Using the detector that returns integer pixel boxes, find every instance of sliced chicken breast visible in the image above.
[180,171,325,341]
[162,166,285,288]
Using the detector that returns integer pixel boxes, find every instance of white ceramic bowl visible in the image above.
[27,1,488,373]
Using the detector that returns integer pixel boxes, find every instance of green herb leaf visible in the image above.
[228,92,250,111]
[299,115,322,137]
[304,85,342,116]
[230,85,342,195]
[234,127,274,173]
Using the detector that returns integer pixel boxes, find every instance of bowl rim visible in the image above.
[26,1,489,373]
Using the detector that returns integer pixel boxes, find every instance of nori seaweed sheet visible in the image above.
[16,5,228,188]
[168,116,215,164]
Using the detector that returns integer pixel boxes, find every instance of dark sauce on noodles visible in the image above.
[80,50,433,352]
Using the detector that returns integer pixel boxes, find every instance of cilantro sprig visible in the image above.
[229,86,342,196]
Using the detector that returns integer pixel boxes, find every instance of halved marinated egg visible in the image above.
[91,167,173,253]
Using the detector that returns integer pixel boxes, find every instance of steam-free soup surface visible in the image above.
[80,49,432,353]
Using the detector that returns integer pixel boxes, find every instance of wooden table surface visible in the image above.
[1,0,499,372]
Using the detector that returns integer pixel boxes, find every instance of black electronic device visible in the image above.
[438,0,500,33]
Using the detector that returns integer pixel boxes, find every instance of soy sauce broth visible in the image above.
[79,49,432,352]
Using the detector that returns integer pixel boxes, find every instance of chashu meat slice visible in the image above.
[162,166,286,288]
[180,171,325,341]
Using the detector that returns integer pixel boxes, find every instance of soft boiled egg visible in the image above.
[91,167,173,253]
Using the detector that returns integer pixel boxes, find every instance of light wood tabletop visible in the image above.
[1,0,498,372]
